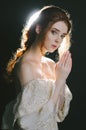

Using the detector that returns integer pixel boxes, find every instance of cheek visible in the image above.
[60,38,64,44]
[44,36,50,45]
[46,33,52,42]
[43,32,53,47]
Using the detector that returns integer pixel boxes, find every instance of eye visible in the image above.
[61,35,65,39]
[51,30,58,35]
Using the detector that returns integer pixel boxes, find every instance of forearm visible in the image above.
[51,80,65,107]
[58,86,65,111]
[53,51,72,107]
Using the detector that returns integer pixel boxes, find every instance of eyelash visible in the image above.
[51,30,65,39]
[61,35,65,39]
[51,30,57,35]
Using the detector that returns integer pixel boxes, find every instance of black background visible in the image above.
[0,0,86,130]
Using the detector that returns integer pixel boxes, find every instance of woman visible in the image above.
[2,5,73,130]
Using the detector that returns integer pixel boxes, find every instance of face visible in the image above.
[42,21,68,53]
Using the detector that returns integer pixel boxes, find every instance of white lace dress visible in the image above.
[2,79,72,130]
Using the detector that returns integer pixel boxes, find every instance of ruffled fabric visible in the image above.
[2,79,72,130]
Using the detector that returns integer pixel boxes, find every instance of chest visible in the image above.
[33,62,55,80]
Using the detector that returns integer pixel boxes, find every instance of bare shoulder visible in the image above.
[17,60,34,87]
[19,60,32,74]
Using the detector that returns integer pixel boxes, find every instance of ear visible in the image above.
[35,25,41,34]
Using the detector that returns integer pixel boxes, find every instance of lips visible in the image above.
[51,44,57,48]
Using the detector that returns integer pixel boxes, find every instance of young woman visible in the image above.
[2,5,73,130]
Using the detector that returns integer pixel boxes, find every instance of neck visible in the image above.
[24,46,44,62]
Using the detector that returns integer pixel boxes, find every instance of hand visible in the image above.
[55,51,72,82]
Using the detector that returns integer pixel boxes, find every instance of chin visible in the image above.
[48,49,56,53]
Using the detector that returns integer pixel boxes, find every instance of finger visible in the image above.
[59,51,70,66]
[65,54,72,69]
[63,51,70,66]
[59,51,67,66]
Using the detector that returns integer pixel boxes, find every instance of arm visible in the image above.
[56,84,72,122]
[57,85,65,111]
[51,51,72,107]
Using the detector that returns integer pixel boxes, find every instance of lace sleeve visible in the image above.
[55,84,73,122]
[13,80,58,130]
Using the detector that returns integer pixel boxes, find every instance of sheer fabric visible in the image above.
[2,79,72,130]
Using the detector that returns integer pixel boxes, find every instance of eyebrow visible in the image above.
[52,28,67,35]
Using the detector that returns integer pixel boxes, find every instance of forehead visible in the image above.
[51,21,68,34]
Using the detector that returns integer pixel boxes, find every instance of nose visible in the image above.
[55,35,62,46]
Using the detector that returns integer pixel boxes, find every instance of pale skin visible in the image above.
[17,21,72,110]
